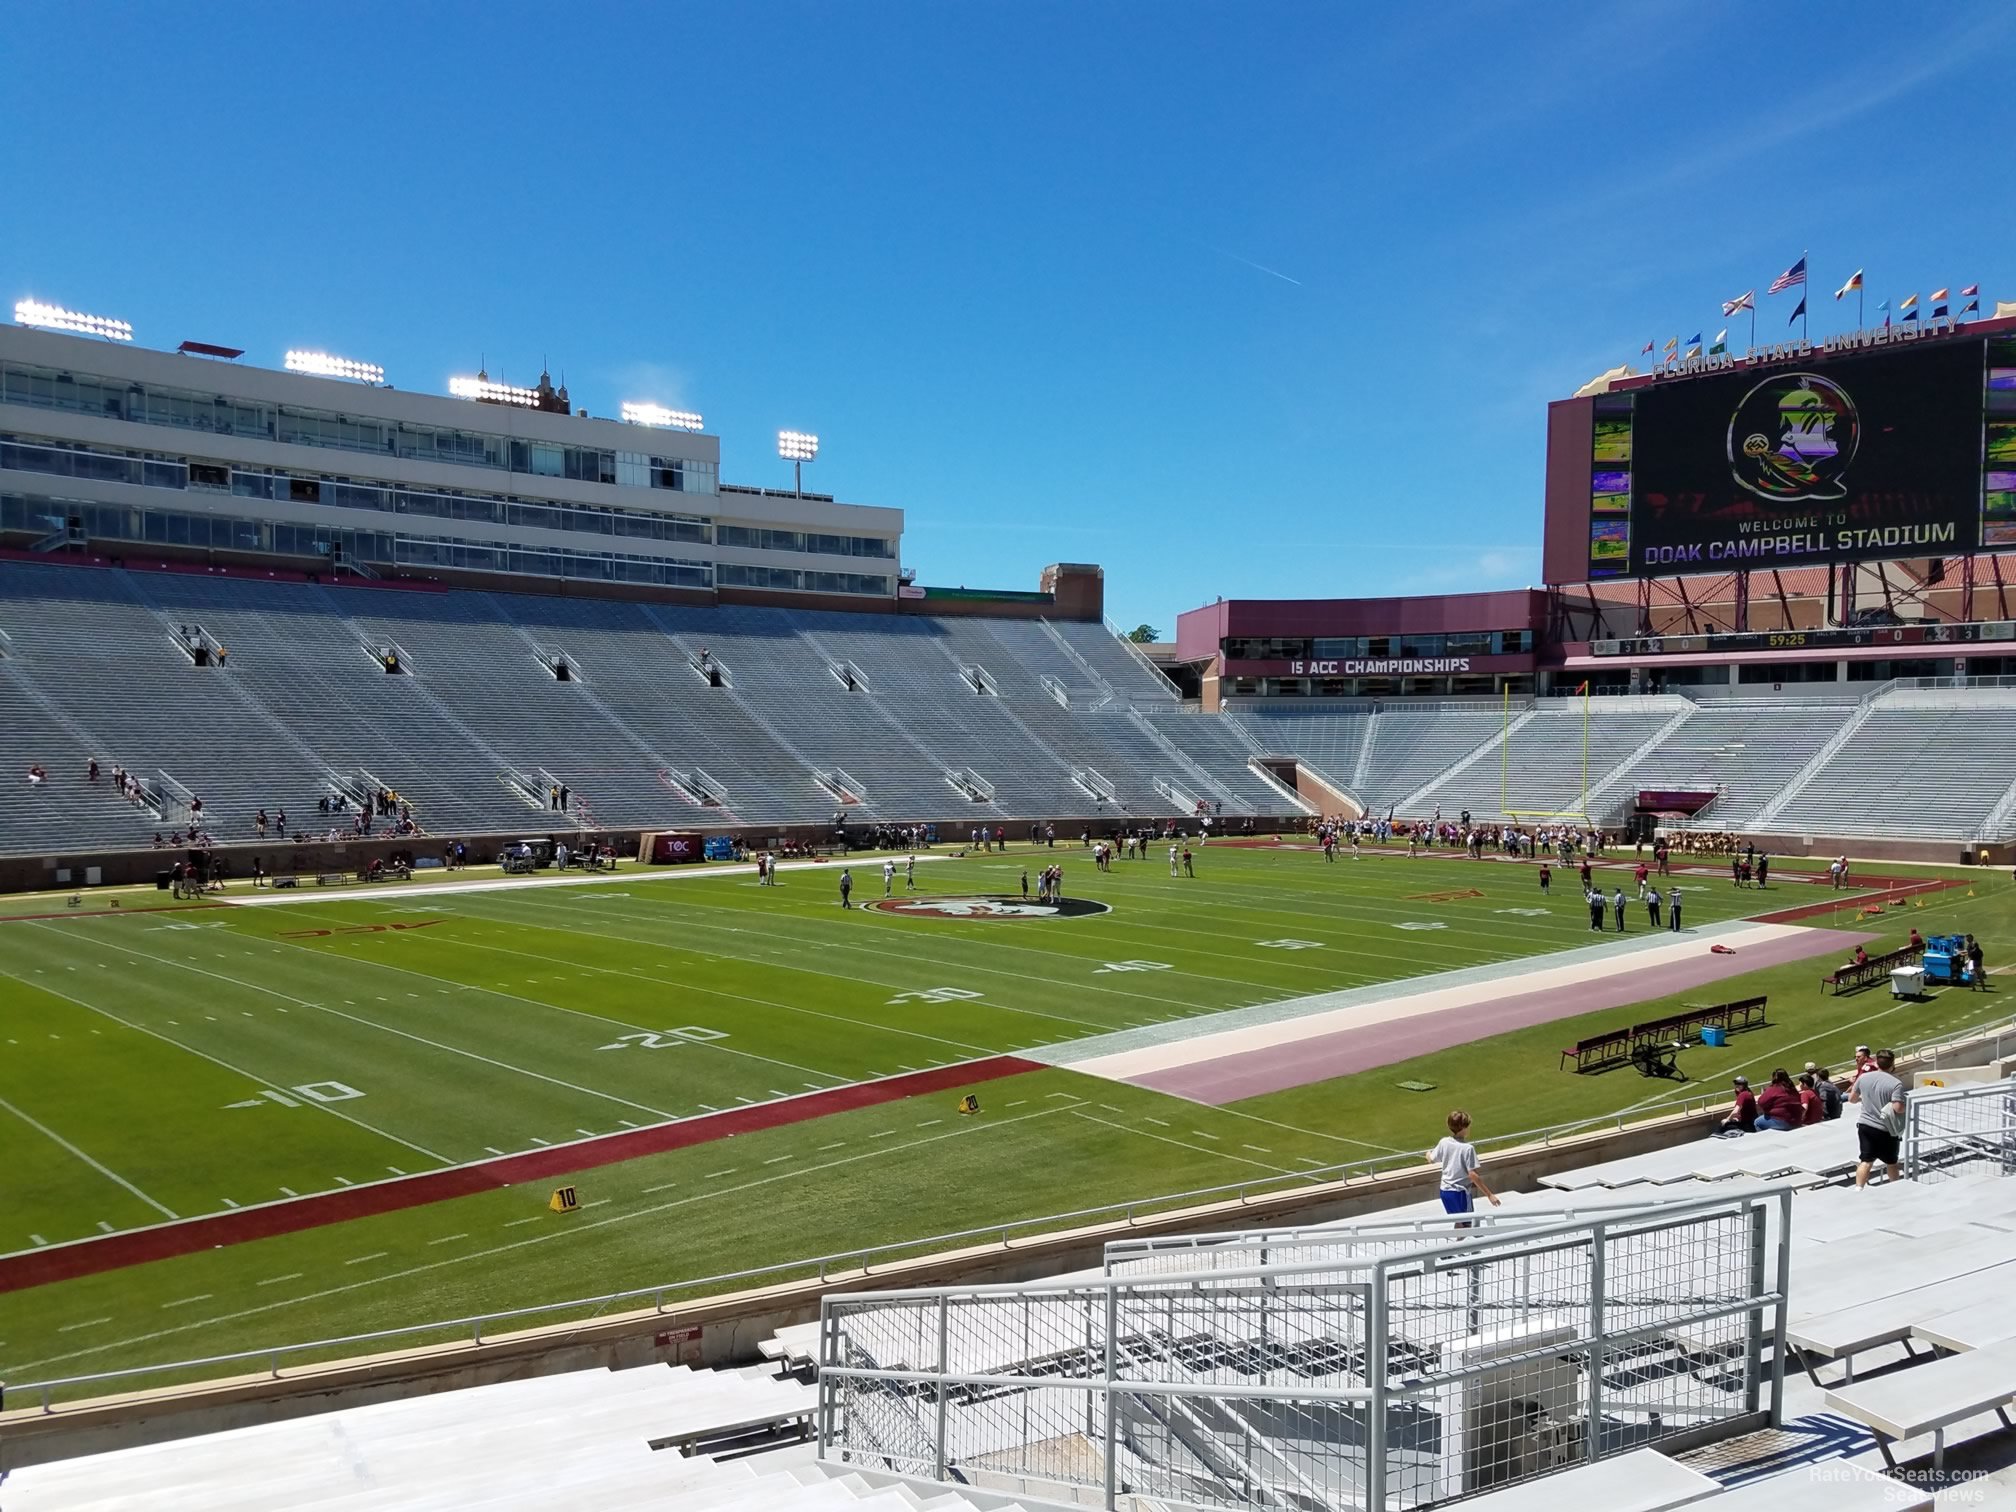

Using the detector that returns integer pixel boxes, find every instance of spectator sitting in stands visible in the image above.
[87,757,99,782]
[1754,1068,1802,1131]
[27,764,47,786]
[1805,1063,1844,1119]
[1716,1075,1758,1135]
[1796,1072,1825,1126]
[152,832,165,848]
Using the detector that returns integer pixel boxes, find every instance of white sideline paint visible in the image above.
[1059,920,1816,1084]
[219,853,955,910]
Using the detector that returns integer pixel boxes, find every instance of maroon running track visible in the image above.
[0,1056,1041,1294]
[1128,930,1874,1106]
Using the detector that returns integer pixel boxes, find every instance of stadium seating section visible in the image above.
[5,558,2016,855]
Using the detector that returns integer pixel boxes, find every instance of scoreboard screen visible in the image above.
[1545,329,2016,582]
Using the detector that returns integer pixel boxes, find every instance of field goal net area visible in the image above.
[1497,687,1599,827]
[1502,809,1594,828]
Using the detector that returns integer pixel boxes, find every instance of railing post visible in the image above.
[1584,1224,1606,1464]
[269,1350,281,1379]
[934,1295,950,1482]
[1103,1282,1120,1509]
[1366,1262,1389,1511]
[472,1319,483,1346]
[1769,1192,1791,1427]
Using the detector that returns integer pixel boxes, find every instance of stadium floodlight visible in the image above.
[285,350,385,384]
[778,429,819,496]
[449,374,540,406]
[14,299,133,341]
[621,401,705,432]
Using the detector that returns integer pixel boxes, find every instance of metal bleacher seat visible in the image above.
[1411,701,1687,820]
[1227,705,1374,801]
[1823,1335,2016,1476]
[1455,1448,1719,1511]
[0,561,335,846]
[1356,706,1507,809]
[0,1363,816,1511]
[1610,700,1857,831]
[793,612,1090,816]
[1769,691,2016,840]
[135,575,535,838]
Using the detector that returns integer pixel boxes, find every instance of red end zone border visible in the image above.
[0,1056,1040,1295]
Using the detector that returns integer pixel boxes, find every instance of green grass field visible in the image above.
[1,841,2010,1401]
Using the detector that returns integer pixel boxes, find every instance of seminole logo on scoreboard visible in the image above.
[865,894,1111,921]
[1727,372,1860,504]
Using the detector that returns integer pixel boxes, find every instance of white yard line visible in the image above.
[1070,1111,1296,1176]
[0,965,451,1167]
[219,854,958,909]
[12,1104,1076,1379]
[66,931,680,1123]
[0,1091,178,1219]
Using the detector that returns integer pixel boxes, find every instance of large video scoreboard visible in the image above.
[1542,323,2016,582]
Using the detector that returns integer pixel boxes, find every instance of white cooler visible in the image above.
[1891,966,1924,999]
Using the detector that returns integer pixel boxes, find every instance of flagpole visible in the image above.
[1803,250,1810,341]
[1858,284,1864,330]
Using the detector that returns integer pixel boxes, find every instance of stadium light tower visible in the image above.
[286,350,386,384]
[448,372,541,406]
[777,430,820,496]
[621,401,705,432]
[14,298,133,341]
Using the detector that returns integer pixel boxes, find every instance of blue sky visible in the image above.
[4,1,2012,634]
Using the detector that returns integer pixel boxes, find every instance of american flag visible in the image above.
[1767,257,1807,295]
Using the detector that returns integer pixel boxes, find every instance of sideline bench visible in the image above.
[1821,944,1921,995]
[1560,1027,1633,1072]
[1631,996,1768,1056]
[1562,996,1768,1074]
[1823,1333,2016,1474]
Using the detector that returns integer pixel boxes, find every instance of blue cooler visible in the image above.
[1700,1026,1728,1048]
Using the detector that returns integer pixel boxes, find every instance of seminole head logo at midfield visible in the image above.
[865,895,1111,920]
[1727,372,1859,503]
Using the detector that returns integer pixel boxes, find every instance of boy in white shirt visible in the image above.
[1429,1110,1501,1221]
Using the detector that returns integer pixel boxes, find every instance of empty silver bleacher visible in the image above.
[0,562,335,844]
[134,575,535,838]
[1410,700,1687,820]
[1229,705,1376,800]
[1609,698,1858,831]
[1769,691,2016,840]
[0,1362,824,1511]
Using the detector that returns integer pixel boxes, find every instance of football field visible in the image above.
[1,840,2008,1400]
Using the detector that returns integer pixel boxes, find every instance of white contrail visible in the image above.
[1214,248,1303,286]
